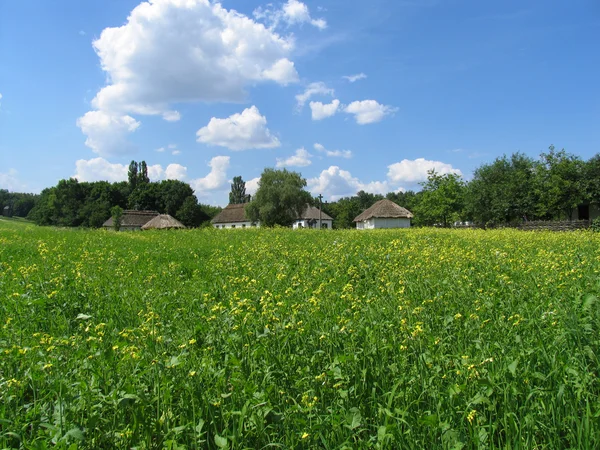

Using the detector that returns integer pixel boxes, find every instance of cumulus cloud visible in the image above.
[75,111,141,156]
[0,168,27,192]
[309,99,340,120]
[295,82,334,109]
[344,100,398,124]
[196,106,280,151]
[74,158,187,183]
[307,166,390,200]
[254,0,327,30]
[78,0,298,155]
[190,156,230,195]
[313,143,352,158]
[276,147,312,168]
[387,158,462,184]
[343,73,367,82]
[245,177,260,196]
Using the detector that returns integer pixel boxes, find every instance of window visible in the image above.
[322,223,328,229]
[242,224,246,228]
[231,224,236,228]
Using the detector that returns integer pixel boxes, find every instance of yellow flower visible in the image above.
[301,432,310,439]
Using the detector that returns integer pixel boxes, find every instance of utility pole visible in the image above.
[318,194,323,229]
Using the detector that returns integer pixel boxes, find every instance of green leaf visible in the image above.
[214,434,228,449]
[508,359,518,376]
[64,427,84,441]
[346,407,362,429]
[76,314,91,320]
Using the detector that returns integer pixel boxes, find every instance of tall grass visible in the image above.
[1,220,599,448]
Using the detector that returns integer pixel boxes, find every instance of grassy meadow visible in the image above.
[1,218,599,449]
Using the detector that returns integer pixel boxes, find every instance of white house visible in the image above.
[292,206,333,229]
[211,203,259,229]
[354,199,413,230]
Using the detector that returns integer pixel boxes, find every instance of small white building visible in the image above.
[354,199,413,230]
[293,206,333,229]
[211,203,260,229]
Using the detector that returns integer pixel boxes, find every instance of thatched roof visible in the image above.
[102,210,159,228]
[298,205,333,221]
[353,199,413,222]
[211,203,250,224]
[141,214,186,230]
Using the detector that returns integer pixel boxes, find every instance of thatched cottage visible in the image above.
[141,214,186,230]
[292,205,333,229]
[211,204,258,229]
[102,210,159,231]
[354,199,413,229]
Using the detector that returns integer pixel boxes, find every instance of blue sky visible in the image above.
[0,0,599,205]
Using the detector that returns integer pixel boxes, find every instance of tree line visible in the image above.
[2,146,599,229]
[22,161,221,227]
[322,146,599,228]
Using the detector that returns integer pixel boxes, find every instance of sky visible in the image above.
[0,0,599,205]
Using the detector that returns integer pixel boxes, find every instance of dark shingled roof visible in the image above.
[102,210,159,228]
[141,214,186,230]
[353,199,413,222]
[211,204,250,224]
[298,205,333,221]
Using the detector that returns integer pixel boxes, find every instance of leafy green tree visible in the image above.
[128,161,138,190]
[245,168,313,227]
[176,195,209,227]
[466,153,539,226]
[229,176,251,204]
[111,206,123,231]
[138,161,150,185]
[157,180,194,216]
[535,146,586,220]
[584,154,600,205]
[414,170,465,227]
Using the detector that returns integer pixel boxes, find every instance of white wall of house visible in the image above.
[293,219,332,229]
[213,221,260,229]
[356,218,411,229]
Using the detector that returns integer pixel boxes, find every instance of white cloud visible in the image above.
[307,166,390,200]
[0,168,27,192]
[196,106,280,151]
[168,144,177,149]
[309,99,340,120]
[276,147,312,168]
[261,58,299,85]
[73,158,129,182]
[255,0,327,30]
[313,143,352,158]
[165,163,187,180]
[79,30,86,36]
[162,111,181,122]
[78,0,298,155]
[387,158,462,184]
[344,100,398,125]
[295,82,334,109]
[75,111,141,156]
[343,73,367,82]
[0,92,3,108]
[245,177,260,196]
[172,150,181,156]
[190,156,230,196]
[156,147,165,153]
[73,158,187,183]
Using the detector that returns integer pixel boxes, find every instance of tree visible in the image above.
[585,154,600,204]
[128,161,138,190]
[414,170,465,227]
[535,146,586,220]
[111,206,123,231]
[245,168,313,227]
[176,195,209,227]
[229,176,251,204]
[466,153,539,226]
[138,161,150,185]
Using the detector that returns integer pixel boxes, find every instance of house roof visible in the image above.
[353,199,413,222]
[211,203,250,224]
[297,205,333,221]
[102,210,159,228]
[141,214,186,230]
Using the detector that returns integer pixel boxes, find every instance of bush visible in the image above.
[591,217,600,232]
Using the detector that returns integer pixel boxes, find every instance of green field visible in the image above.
[1,219,599,449]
